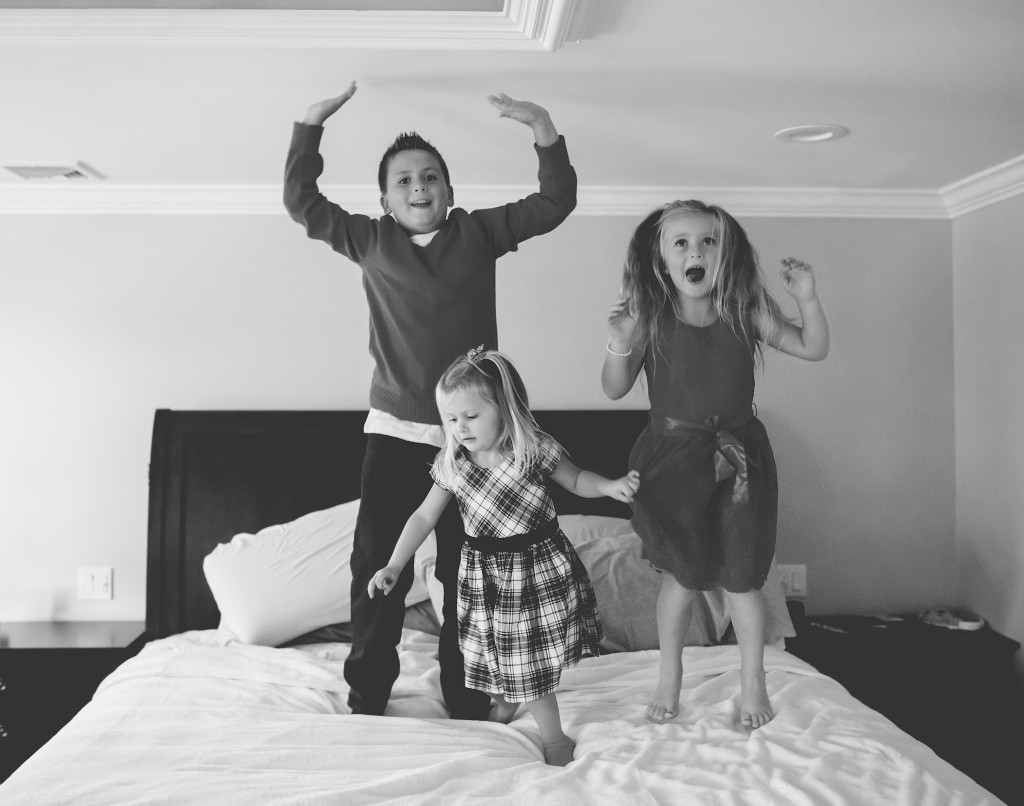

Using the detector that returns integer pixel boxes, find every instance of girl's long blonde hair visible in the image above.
[615,200,788,367]
[432,348,552,485]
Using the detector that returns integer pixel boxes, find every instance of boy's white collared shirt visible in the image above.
[364,408,445,448]
[408,229,439,246]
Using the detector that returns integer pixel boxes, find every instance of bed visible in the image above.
[0,409,1005,805]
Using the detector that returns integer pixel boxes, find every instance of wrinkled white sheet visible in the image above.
[0,630,1002,805]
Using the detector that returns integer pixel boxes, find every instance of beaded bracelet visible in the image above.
[606,341,632,357]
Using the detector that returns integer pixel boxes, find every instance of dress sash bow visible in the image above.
[652,411,754,505]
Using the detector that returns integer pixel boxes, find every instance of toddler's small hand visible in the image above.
[610,470,641,503]
[368,566,397,598]
[780,257,817,301]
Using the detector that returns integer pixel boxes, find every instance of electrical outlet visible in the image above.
[78,566,113,600]
[777,564,807,597]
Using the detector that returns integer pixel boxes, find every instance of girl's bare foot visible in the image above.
[645,665,682,723]
[739,667,773,729]
[543,735,576,766]
[645,701,678,723]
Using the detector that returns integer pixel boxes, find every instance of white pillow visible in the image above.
[204,499,432,646]
[559,515,795,652]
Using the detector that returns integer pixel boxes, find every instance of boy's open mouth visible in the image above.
[685,266,706,283]
[411,200,431,208]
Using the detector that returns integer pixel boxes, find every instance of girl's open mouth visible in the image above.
[685,266,706,283]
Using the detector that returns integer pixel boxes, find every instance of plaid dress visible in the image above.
[431,436,603,703]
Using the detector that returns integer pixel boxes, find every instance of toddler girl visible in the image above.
[370,347,640,765]
[602,200,829,729]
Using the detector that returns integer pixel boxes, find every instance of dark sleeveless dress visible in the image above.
[628,316,778,593]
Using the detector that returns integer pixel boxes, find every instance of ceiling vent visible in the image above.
[4,162,105,181]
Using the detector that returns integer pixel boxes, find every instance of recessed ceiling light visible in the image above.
[774,124,849,143]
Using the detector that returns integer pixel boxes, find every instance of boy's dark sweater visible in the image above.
[284,122,577,425]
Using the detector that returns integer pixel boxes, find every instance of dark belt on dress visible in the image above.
[650,411,754,505]
[465,518,559,554]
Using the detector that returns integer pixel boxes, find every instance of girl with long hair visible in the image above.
[603,200,829,729]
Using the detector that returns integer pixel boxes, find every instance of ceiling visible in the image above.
[2,0,1023,217]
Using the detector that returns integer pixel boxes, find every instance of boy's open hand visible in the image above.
[487,93,558,146]
[779,257,817,302]
[487,93,548,125]
[606,470,641,503]
[368,565,399,598]
[303,81,357,126]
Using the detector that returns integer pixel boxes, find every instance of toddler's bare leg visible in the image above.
[525,693,574,766]
[489,692,521,724]
[724,588,773,729]
[647,574,696,723]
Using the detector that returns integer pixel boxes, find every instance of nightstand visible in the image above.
[786,613,1023,804]
[0,621,146,782]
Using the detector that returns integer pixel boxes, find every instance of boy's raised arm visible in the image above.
[284,79,376,260]
[470,93,576,251]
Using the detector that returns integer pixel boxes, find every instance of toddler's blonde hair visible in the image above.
[433,348,554,485]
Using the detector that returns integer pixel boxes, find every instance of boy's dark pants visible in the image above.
[344,434,491,719]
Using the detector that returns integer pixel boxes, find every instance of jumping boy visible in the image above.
[284,81,577,719]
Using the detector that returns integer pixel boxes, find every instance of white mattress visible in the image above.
[0,629,1003,805]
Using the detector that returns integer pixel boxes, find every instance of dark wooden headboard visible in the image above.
[146,409,649,639]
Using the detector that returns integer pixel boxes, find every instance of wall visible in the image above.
[0,210,957,621]
[953,194,1024,685]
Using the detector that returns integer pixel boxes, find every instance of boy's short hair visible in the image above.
[377,131,451,193]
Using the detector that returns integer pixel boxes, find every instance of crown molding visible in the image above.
[941,153,1024,219]
[3,155,1023,218]
[0,0,589,50]
[0,182,954,218]
[574,186,949,220]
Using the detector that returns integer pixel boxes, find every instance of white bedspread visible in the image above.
[0,629,1003,805]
